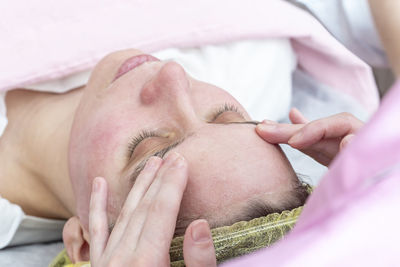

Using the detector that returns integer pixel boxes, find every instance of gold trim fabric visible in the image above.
[49,206,303,267]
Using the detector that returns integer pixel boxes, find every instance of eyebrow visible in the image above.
[126,120,260,183]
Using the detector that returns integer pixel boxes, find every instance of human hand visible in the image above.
[89,153,217,267]
[256,109,364,166]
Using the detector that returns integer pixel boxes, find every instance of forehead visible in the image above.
[154,124,295,222]
[104,123,295,232]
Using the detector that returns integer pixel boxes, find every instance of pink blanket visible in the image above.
[0,0,378,111]
[2,1,393,264]
[224,81,400,266]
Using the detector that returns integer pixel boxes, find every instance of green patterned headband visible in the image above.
[170,206,303,266]
[50,185,311,267]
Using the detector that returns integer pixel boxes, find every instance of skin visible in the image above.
[0,47,365,265]
[86,0,400,262]
[0,48,298,264]
[256,109,363,166]
[368,0,400,77]
[81,0,400,264]
[65,49,298,261]
[86,109,365,266]
[89,155,217,267]
[1,1,397,263]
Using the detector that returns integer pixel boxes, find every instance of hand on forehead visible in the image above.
[68,49,296,231]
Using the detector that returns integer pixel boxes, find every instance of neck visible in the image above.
[0,88,83,219]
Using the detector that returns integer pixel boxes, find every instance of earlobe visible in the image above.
[63,216,90,263]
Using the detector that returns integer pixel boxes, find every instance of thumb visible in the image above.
[183,219,217,267]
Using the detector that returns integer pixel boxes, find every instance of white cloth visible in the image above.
[0,39,296,137]
[290,0,388,67]
[0,198,65,249]
[153,39,297,121]
[0,38,297,248]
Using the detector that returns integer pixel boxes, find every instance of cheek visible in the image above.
[86,120,124,178]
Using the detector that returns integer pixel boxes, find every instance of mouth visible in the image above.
[113,54,160,82]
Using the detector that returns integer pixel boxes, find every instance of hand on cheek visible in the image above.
[256,108,364,166]
[88,153,216,267]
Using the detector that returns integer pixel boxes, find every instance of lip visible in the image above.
[113,54,160,82]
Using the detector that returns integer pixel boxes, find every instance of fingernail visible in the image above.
[165,152,180,163]
[288,131,303,144]
[261,119,277,124]
[144,156,160,170]
[92,178,100,193]
[191,220,211,243]
[172,155,186,168]
[256,123,276,132]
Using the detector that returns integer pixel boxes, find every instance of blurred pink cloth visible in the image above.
[224,81,400,266]
[0,0,378,111]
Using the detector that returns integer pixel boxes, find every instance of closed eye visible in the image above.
[125,103,252,181]
[209,103,245,122]
[128,130,158,159]
[128,103,245,159]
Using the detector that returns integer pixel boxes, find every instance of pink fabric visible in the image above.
[224,81,400,266]
[0,0,378,111]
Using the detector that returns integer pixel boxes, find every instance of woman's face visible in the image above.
[69,49,297,231]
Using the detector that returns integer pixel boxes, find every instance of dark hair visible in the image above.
[237,179,310,223]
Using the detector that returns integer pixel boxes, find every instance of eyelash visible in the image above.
[210,103,243,122]
[128,130,157,158]
[127,103,242,158]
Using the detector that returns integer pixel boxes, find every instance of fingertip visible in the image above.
[290,107,300,114]
[288,131,302,144]
[90,177,108,213]
[144,156,163,171]
[183,219,216,267]
[256,123,277,133]
[189,219,212,244]
[92,177,101,194]
[260,119,277,125]
[172,154,187,169]
[92,177,107,194]
[289,108,308,124]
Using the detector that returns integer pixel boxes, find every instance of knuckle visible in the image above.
[339,112,360,128]
[308,120,323,131]
[90,223,105,237]
[116,207,129,224]
[150,196,178,214]
[134,198,152,214]
[139,197,152,210]
[339,112,355,123]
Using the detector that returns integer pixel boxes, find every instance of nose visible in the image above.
[140,61,198,127]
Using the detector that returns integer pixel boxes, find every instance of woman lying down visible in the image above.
[0,48,365,265]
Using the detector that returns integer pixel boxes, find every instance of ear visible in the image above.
[63,216,90,263]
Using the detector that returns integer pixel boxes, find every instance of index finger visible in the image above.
[288,113,363,148]
[256,122,304,144]
[136,155,189,257]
